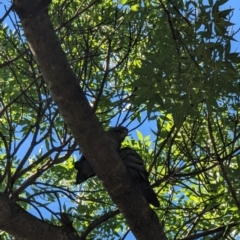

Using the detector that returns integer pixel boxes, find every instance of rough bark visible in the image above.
[0,193,79,240]
[11,0,168,239]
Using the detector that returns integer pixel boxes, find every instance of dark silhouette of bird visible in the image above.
[75,137,159,207]
[75,155,95,184]
[119,147,160,207]
[75,126,128,184]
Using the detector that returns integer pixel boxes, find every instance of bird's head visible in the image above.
[108,126,128,143]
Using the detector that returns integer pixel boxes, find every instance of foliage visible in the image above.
[0,0,240,239]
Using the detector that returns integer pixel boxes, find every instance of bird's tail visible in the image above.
[141,183,160,207]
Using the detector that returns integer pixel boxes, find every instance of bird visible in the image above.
[119,147,160,207]
[75,155,95,184]
[75,141,159,207]
[75,126,128,184]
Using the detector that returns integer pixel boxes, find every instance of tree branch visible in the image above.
[0,193,79,240]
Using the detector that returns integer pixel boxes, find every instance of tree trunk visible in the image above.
[11,1,168,239]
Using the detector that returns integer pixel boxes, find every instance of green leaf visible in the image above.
[120,0,128,4]
[136,130,143,141]
[131,4,140,12]
[218,9,233,18]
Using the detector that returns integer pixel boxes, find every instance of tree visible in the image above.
[0,0,240,239]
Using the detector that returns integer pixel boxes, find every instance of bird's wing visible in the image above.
[119,147,149,181]
[119,147,159,207]
[75,156,95,184]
